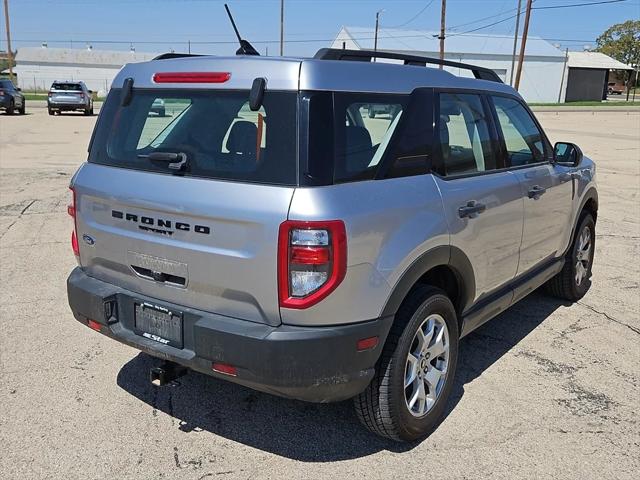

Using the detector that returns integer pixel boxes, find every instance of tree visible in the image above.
[596,20,640,100]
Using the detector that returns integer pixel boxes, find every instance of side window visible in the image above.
[335,99,404,182]
[436,93,497,177]
[492,96,546,166]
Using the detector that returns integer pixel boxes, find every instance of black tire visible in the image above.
[84,106,91,116]
[546,213,595,301]
[158,108,166,117]
[48,108,54,115]
[89,105,94,115]
[354,285,459,442]
[19,101,26,115]
[6,100,14,115]
[368,108,376,119]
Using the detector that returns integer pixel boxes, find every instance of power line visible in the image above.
[387,0,436,28]
[533,0,630,9]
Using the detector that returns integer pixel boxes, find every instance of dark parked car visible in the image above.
[0,79,26,115]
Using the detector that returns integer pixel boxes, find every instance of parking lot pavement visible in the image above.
[1,107,638,480]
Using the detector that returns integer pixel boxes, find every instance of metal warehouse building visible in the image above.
[13,46,157,96]
[332,26,567,103]
[565,51,632,102]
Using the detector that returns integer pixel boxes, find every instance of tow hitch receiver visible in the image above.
[150,361,188,386]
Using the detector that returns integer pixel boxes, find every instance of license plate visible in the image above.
[134,302,183,348]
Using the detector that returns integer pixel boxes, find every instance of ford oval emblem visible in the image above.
[82,234,95,246]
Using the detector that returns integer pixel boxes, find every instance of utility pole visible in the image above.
[514,0,532,91]
[188,40,191,54]
[3,0,14,83]
[374,9,384,61]
[279,0,284,56]
[557,47,569,103]
[439,0,446,68]
[509,0,522,86]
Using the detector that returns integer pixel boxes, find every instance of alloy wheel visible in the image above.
[404,313,450,417]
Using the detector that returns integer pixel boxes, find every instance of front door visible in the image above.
[490,95,574,275]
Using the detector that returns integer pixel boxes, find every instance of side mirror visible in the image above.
[554,142,583,166]
[16,87,21,91]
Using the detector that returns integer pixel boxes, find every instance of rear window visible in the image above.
[52,83,83,91]
[89,89,298,186]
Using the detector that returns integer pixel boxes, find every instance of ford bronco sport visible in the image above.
[66,48,598,442]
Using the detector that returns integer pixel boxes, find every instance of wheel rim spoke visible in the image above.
[405,353,419,388]
[426,326,447,359]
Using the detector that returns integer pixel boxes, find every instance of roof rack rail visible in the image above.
[314,48,503,83]
[153,53,206,61]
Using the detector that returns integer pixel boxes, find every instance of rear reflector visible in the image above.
[357,336,379,351]
[212,362,237,376]
[153,72,231,84]
[87,319,102,332]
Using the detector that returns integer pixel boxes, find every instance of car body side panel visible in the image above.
[283,175,449,326]
[433,171,524,308]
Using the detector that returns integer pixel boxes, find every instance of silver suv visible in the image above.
[48,81,94,115]
[66,49,598,442]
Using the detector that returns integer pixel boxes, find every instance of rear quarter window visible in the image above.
[89,89,298,186]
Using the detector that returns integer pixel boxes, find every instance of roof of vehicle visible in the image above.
[113,53,519,97]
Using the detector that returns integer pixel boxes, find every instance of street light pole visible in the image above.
[3,0,14,83]
[514,0,533,91]
[509,0,522,86]
[280,0,284,56]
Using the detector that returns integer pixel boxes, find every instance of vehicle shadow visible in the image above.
[116,291,568,462]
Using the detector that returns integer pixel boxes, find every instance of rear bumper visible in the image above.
[67,267,393,402]
[48,101,88,110]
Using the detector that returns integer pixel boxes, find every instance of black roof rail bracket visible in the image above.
[314,48,503,83]
[153,53,206,61]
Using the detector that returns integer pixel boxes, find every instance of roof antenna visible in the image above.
[224,4,260,56]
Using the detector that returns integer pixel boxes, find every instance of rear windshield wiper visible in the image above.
[137,151,188,171]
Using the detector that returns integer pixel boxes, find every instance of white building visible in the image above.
[13,46,158,96]
[332,26,567,103]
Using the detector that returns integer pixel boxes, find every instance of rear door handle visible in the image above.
[528,185,547,199]
[458,201,486,218]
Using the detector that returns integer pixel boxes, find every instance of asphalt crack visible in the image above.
[0,199,37,240]
[577,301,640,335]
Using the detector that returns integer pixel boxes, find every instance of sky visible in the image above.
[1,0,639,57]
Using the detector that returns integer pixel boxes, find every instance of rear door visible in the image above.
[73,88,299,326]
[432,92,523,306]
[490,95,574,274]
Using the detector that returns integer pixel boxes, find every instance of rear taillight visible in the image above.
[278,220,347,309]
[68,187,79,258]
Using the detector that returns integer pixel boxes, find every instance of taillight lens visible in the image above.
[278,220,347,309]
[68,187,79,258]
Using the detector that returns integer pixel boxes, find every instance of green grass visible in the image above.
[22,92,105,102]
[529,100,640,107]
